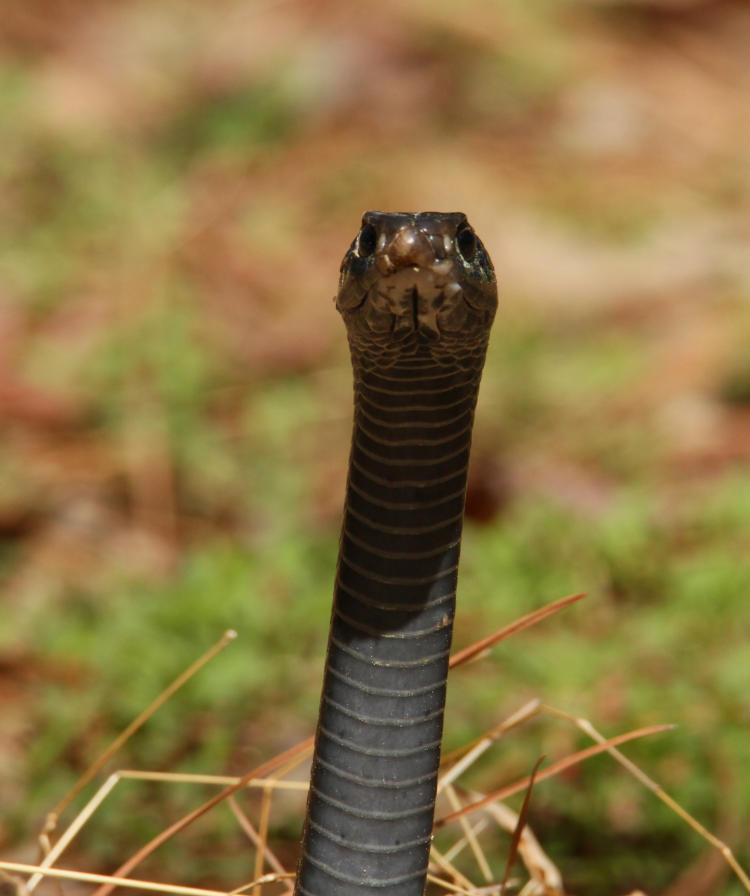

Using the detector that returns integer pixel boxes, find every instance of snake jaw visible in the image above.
[355,261,466,339]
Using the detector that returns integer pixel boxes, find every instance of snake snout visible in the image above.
[376,226,436,275]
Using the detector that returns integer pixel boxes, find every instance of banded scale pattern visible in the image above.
[295,212,497,896]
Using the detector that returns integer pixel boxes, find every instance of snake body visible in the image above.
[295,212,497,896]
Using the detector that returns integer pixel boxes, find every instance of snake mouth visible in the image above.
[353,275,473,340]
[401,285,444,339]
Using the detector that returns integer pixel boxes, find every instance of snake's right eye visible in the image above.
[456,224,477,262]
[357,223,377,258]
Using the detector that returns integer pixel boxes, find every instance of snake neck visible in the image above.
[295,350,485,896]
[343,354,483,615]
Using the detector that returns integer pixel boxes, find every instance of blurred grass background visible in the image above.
[1,1,749,893]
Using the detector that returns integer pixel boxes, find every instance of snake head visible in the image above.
[336,211,497,355]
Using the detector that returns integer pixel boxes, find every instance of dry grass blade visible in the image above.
[443,785,493,882]
[428,844,479,894]
[26,768,301,893]
[499,755,545,896]
[441,812,491,866]
[116,771,307,791]
[252,786,274,896]
[0,862,230,896]
[440,700,541,776]
[28,768,307,891]
[424,872,483,895]
[449,593,586,669]
[89,737,313,896]
[544,706,750,893]
[28,773,121,891]
[435,723,674,828]
[226,872,296,895]
[25,765,302,892]
[474,797,563,893]
[44,629,238,834]
[226,798,293,896]
[1,868,27,896]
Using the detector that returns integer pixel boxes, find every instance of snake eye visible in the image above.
[456,224,477,262]
[357,223,377,258]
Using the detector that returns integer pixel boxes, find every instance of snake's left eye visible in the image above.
[456,224,477,262]
[357,224,377,258]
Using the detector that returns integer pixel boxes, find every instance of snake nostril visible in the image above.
[357,223,377,258]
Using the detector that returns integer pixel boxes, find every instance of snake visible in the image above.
[294,211,498,896]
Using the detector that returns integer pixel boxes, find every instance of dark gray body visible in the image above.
[295,212,497,896]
